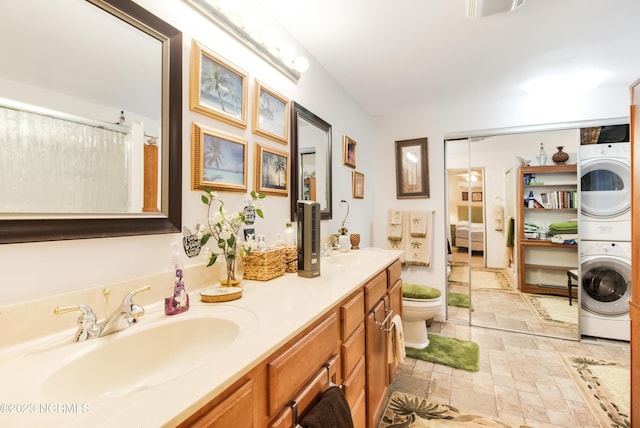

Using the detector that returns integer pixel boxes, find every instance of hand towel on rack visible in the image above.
[387,209,403,240]
[299,385,354,428]
[409,211,427,237]
[493,204,504,231]
[387,314,405,364]
[403,210,433,267]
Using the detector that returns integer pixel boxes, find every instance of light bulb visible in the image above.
[293,56,309,73]
[279,44,295,63]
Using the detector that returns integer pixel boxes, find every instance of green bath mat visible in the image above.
[406,334,479,372]
[447,292,472,309]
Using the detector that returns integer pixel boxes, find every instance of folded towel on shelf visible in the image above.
[300,385,354,428]
[404,210,433,267]
[387,209,403,240]
[387,314,406,364]
[409,211,427,237]
[548,221,578,236]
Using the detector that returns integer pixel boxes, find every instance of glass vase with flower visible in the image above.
[198,189,265,286]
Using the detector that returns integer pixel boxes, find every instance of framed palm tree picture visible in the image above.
[255,143,288,196]
[190,40,248,129]
[252,80,289,144]
[191,122,247,192]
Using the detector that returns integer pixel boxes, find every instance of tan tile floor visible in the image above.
[386,321,630,427]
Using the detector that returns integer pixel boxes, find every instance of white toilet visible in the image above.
[402,284,442,349]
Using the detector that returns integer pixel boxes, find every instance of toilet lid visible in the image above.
[402,283,441,300]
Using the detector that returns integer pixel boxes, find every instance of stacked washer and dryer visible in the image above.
[579,128,632,341]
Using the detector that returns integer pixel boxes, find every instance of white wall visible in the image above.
[371,86,630,319]
[0,0,373,306]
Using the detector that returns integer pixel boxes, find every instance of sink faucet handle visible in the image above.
[54,304,94,316]
[124,285,151,320]
[103,288,111,318]
[130,284,151,297]
[53,304,100,341]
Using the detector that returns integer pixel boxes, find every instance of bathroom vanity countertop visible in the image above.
[0,247,402,427]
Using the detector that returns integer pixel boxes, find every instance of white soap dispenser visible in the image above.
[285,220,295,247]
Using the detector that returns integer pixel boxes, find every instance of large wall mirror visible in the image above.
[0,0,182,243]
[290,102,332,221]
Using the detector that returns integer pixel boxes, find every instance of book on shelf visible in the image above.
[539,190,576,209]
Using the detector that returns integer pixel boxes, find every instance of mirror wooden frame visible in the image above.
[0,0,182,244]
[290,102,332,221]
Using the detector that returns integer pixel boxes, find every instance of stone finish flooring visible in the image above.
[385,322,630,427]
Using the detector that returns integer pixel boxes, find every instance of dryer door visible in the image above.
[580,158,630,218]
[581,257,631,316]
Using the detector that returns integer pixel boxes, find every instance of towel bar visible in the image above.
[374,308,394,332]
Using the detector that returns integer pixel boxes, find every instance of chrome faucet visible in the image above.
[54,285,151,342]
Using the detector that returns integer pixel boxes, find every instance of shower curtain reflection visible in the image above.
[1,106,134,213]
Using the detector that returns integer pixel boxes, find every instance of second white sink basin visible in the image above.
[325,251,370,265]
[40,305,258,402]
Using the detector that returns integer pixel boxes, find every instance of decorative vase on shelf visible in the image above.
[552,146,569,164]
[350,233,360,250]
[536,143,547,166]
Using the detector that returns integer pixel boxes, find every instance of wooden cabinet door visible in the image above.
[366,297,388,428]
[186,379,253,428]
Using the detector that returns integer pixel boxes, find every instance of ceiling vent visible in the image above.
[466,0,526,18]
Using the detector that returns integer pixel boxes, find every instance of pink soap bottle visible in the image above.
[165,243,189,315]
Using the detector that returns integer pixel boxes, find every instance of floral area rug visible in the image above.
[524,294,578,326]
[378,391,533,427]
[448,267,514,292]
[558,353,630,428]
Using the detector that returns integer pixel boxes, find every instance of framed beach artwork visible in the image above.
[343,135,357,168]
[191,123,247,192]
[190,40,248,129]
[255,143,289,196]
[252,80,289,144]
[352,171,364,199]
[395,137,429,199]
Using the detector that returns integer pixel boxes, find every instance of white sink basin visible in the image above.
[39,305,258,402]
[325,251,370,265]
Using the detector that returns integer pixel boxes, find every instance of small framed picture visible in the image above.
[462,191,469,201]
[252,80,289,144]
[190,40,248,129]
[255,143,289,196]
[395,137,429,199]
[352,171,364,199]
[472,191,483,202]
[191,123,247,192]
[343,135,357,168]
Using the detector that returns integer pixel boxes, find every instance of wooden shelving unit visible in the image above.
[517,164,578,296]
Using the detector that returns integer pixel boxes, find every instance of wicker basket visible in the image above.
[580,127,601,145]
[243,248,285,281]
[284,247,298,273]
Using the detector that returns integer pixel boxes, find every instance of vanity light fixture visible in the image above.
[186,0,309,81]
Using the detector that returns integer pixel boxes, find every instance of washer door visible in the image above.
[580,158,630,218]
[581,257,631,316]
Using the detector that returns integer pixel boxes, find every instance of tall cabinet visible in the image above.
[517,164,578,295]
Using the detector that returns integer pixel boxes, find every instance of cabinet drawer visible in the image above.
[364,271,387,312]
[342,355,365,410]
[340,291,364,340]
[341,323,365,379]
[267,313,339,416]
[387,259,402,287]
